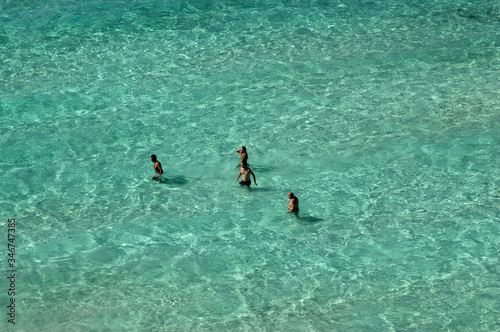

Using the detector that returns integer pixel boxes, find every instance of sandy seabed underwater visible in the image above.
[0,0,499,331]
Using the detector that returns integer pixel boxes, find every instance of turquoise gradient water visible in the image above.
[1,0,499,330]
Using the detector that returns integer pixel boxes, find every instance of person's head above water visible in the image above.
[288,192,295,199]
[241,146,246,151]
[151,154,157,162]
[240,162,248,169]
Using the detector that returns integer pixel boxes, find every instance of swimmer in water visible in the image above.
[287,192,299,214]
[151,154,163,180]
[235,163,257,186]
[236,146,248,166]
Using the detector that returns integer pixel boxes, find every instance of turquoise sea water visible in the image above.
[1,0,499,330]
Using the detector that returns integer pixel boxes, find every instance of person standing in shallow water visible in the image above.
[287,192,299,214]
[236,146,248,166]
[235,163,257,186]
[151,154,163,180]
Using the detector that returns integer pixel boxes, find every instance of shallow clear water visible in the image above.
[1,0,499,330]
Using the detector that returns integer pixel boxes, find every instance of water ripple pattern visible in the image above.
[0,0,499,331]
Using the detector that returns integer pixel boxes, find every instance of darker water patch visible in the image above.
[456,7,500,23]
[160,175,188,186]
[297,215,324,224]
[0,35,10,45]
[248,187,278,192]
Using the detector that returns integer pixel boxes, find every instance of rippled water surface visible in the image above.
[1,0,499,330]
